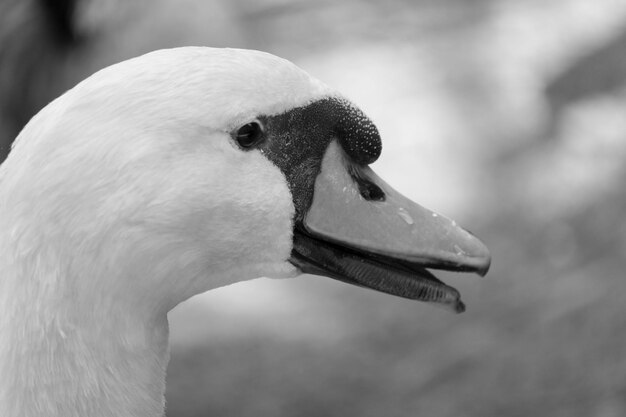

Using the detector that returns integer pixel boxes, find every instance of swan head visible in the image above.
[1,47,490,318]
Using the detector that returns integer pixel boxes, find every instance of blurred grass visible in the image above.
[2,0,626,416]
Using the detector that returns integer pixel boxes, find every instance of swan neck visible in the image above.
[0,296,171,417]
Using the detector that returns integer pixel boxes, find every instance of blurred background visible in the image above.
[2,0,626,415]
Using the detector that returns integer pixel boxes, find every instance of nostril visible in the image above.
[357,178,385,201]
[348,164,386,201]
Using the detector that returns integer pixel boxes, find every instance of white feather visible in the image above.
[0,47,335,417]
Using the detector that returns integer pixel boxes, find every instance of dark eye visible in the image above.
[235,121,264,148]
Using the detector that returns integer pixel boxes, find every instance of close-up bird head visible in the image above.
[0,47,490,417]
[1,47,489,317]
[2,1,624,415]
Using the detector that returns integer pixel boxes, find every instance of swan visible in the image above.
[0,47,490,417]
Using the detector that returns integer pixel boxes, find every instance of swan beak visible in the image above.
[290,142,491,313]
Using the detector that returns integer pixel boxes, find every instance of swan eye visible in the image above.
[235,121,265,148]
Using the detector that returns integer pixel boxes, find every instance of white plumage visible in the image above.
[0,47,333,417]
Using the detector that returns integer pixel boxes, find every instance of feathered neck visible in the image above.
[0,259,172,417]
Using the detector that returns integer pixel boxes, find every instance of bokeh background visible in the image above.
[2,0,626,416]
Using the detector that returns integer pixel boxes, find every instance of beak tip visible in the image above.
[460,229,491,277]
[476,254,491,277]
